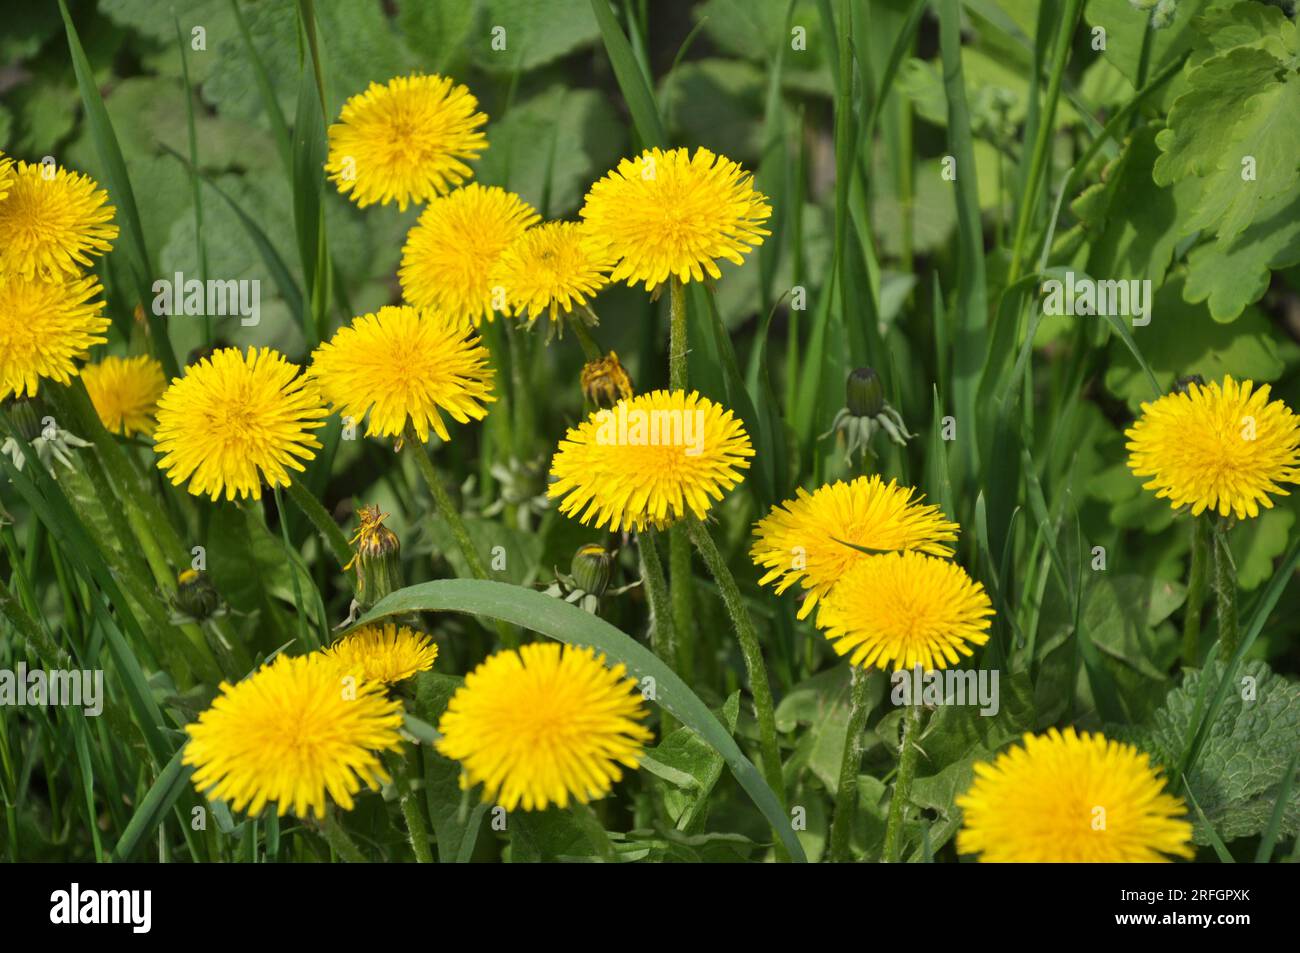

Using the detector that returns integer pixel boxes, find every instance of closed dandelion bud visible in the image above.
[347,505,404,607]
[7,396,44,442]
[580,351,633,407]
[571,543,613,597]
[175,569,220,620]
[823,367,913,465]
[846,367,884,419]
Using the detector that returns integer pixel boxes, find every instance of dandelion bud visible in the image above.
[174,569,220,620]
[347,505,404,608]
[571,543,614,598]
[7,396,44,442]
[845,367,884,419]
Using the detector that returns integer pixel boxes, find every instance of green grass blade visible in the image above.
[1255,750,1300,863]
[588,0,668,147]
[110,746,193,862]
[57,0,178,378]
[355,579,807,862]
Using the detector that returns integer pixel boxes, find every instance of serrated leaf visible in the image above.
[1183,189,1300,320]
[1126,659,1300,845]
[1104,274,1285,407]
[1153,47,1283,186]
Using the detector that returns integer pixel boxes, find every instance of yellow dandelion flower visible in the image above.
[436,642,652,811]
[309,305,496,442]
[1126,375,1300,520]
[818,550,993,671]
[0,272,109,399]
[325,74,488,211]
[324,623,439,685]
[153,347,327,501]
[183,653,403,819]
[548,389,754,532]
[956,727,1195,862]
[491,221,612,324]
[0,160,118,279]
[81,355,166,437]
[399,184,540,324]
[0,151,13,201]
[580,146,771,291]
[750,476,959,622]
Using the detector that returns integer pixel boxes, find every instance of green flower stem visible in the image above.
[669,530,696,679]
[272,488,321,651]
[1212,518,1239,662]
[637,529,678,737]
[387,751,433,863]
[828,666,873,862]
[1182,515,1211,667]
[284,475,352,568]
[569,310,604,362]
[666,280,698,681]
[637,530,676,668]
[320,810,366,863]
[574,802,618,863]
[403,427,489,580]
[668,278,688,391]
[403,425,518,649]
[882,702,923,863]
[685,519,785,811]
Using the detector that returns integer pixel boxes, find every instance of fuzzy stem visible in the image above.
[320,811,366,863]
[637,529,678,738]
[637,530,676,668]
[1213,518,1239,662]
[403,426,489,580]
[685,519,785,816]
[1182,515,1210,667]
[389,752,433,863]
[284,476,352,568]
[829,667,872,862]
[574,802,618,863]
[668,278,688,390]
[569,309,604,362]
[882,702,922,863]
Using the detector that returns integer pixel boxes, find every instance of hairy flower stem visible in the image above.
[403,425,518,648]
[570,309,604,362]
[637,529,678,737]
[575,802,618,863]
[829,667,873,862]
[404,426,490,580]
[284,476,353,567]
[320,809,366,863]
[667,279,697,681]
[882,702,923,863]
[686,519,786,814]
[388,751,433,863]
[1212,519,1239,662]
[1182,515,1211,667]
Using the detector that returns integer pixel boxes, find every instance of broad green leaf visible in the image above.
[472,0,600,73]
[1126,659,1300,845]
[1104,276,1287,408]
[642,692,741,831]
[1183,189,1300,321]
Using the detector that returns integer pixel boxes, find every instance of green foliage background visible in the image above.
[1,0,1299,863]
